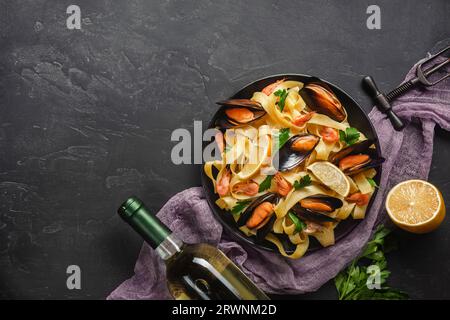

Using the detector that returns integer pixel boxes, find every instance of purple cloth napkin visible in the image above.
[108,53,450,299]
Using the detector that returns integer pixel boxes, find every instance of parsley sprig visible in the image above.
[231,199,252,215]
[367,177,378,188]
[258,175,274,192]
[288,211,306,233]
[339,127,360,146]
[274,89,288,112]
[293,175,312,190]
[334,225,408,300]
[277,128,290,150]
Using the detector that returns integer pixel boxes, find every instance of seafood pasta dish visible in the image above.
[204,79,384,259]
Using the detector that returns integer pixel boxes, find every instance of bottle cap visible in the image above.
[118,196,171,249]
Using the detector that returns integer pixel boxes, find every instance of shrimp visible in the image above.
[216,169,231,197]
[273,172,292,196]
[320,127,339,143]
[346,192,370,206]
[232,181,259,196]
[292,112,315,126]
[215,131,224,153]
[261,79,285,96]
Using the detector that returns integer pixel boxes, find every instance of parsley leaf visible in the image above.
[339,127,360,145]
[258,175,273,192]
[277,128,290,150]
[338,130,347,143]
[293,175,312,190]
[231,199,252,215]
[288,211,306,233]
[274,89,288,112]
[334,225,408,300]
[367,178,378,188]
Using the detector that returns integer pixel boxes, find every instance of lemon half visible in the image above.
[386,179,446,234]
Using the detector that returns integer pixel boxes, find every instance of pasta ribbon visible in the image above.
[311,225,335,247]
[265,233,309,259]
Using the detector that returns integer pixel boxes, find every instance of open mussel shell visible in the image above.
[214,99,266,129]
[237,193,280,241]
[329,139,373,163]
[237,193,279,227]
[329,139,385,175]
[255,215,276,243]
[300,82,346,122]
[273,133,320,172]
[300,194,343,212]
[344,158,384,175]
[291,203,337,223]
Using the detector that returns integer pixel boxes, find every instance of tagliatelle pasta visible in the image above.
[266,233,310,259]
[204,79,383,259]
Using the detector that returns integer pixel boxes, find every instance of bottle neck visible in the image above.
[118,196,183,260]
[155,234,183,260]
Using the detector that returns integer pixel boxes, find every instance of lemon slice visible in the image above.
[386,179,446,234]
[307,161,350,197]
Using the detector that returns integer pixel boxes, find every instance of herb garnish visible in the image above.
[293,175,312,190]
[274,89,289,112]
[334,225,408,300]
[339,127,360,145]
[288,211,306,233]
[258,175,274,192]
[277,128,290,150]
[231,199,252,215]
[367,178,378,188]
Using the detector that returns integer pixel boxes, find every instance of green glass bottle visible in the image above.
[118,196,269,300]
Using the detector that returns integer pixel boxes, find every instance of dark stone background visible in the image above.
[0,0,449,299]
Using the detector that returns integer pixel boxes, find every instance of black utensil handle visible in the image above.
[376,92,405,130]
[362,75,381,97]
[362,76,405,131]
[386,109,406,131]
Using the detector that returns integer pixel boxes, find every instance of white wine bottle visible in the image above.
[118,196,270,300]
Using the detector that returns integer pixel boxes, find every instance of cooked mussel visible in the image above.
[255,215,276,243]
[291,203,337,224]
[300,83,346,122]
[329,139,385,175]
[237,193,279,241]
[273,133,320,171]
[215,99,267,129]
[290,195,342,224]
[299,195,343,213]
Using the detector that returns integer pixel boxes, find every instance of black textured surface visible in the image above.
[0,0,449,299]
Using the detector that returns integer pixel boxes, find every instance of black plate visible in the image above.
[201,74,382,255]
